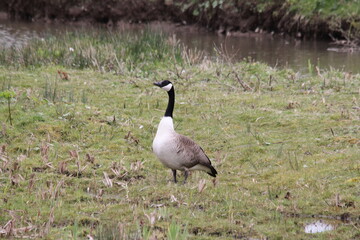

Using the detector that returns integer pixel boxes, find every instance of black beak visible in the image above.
[153,82,162,87]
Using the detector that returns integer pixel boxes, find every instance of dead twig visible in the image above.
[0,219,14,237]
[42,207,55,237]
[198,179,206,193]
[86,153,95,164]
[233,71,253,91]
[40,142,50,163]
[103,172,113,187]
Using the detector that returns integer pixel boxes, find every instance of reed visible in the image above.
[0,29,184,72]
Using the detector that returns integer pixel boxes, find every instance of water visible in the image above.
[1,20,359,73]
[148,23,360,73]
[304,220,335,233]
[0,19,54,48]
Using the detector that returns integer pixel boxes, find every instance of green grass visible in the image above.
[178,0,360,42]
[179,0,360,19]
[286,0,360,40]
[0,29,183,72]
[0,31,359,239]
[287,0,360,18]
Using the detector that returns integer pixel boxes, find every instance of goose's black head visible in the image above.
[153,80,173,92]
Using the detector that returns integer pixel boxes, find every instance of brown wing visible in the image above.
[175,134,212,169]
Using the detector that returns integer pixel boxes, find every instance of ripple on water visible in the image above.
[304,220,335,233]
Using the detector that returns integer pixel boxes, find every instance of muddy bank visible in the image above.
[0,0,358,43]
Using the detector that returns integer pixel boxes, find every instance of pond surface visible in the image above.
[1,19,359,73]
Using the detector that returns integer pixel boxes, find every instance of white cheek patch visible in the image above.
[162,83,173,91]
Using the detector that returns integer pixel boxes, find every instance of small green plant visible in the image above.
[287,151,300,171]
[167,222,188,240]
[307,59,313,75]
[71,220,79,240]
[142,226,152,240]
[0,90,16,125]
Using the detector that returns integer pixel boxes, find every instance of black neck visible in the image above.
[165,87,175,117]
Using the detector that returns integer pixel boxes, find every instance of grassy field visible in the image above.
[0,31,359,239]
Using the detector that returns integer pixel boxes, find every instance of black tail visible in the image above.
[206,165,218,177]
[199,147,218,177]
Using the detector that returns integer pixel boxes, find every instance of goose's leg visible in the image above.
[183,169,189,184]
[172,169,177,183]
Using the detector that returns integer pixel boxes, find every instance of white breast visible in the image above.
[153,117,183,170]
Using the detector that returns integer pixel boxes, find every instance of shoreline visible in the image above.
[0,1,359,45]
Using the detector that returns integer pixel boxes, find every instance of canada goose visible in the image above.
[152,80,218,183]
